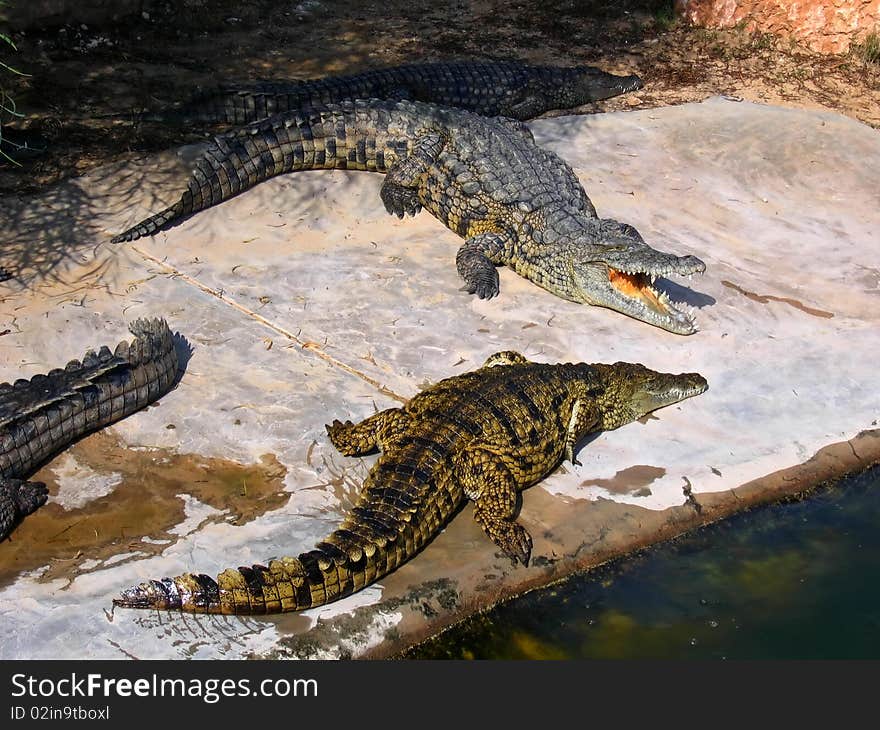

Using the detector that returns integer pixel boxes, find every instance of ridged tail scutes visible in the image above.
[113,521,414,615]
[111,201,185,243]
[114,574,220,611]
[113,442,443,615]
[0,317,181,540]
[109,104,349,243]
[0,317,177,429]
[125,317,174,361]
[114,555,320,615]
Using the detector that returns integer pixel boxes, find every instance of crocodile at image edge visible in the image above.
[0,319,182,540]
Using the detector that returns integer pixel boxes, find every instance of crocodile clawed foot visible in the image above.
[462,268,501,299]
[18,481,49,515]
[325,419,367,456]
[495,523,533,567]
[325,418,353,440]
[9,479,49,516]
[0,479,48,540]
[464,275,500,300]
[380,183,422,219]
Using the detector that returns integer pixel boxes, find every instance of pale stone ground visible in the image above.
[0,98,878,659]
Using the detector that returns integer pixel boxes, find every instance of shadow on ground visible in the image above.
[0,0,674,196]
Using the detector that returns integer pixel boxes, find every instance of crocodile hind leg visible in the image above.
[326,408,411,456]
[455,232,509,300]
[380,132,446,218]
[0,478,49,540]
[458,448,532,566]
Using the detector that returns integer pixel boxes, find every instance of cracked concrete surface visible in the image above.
[0,98,878,659]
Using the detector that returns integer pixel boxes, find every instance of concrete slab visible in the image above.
[0,98,878,659]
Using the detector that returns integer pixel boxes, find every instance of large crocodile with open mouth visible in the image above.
[112,99,705,334]
[129,60,643,127]
[0,319,180,540]
[114,351,707,614]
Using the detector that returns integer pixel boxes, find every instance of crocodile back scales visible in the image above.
[112,98,595,242]
[142,60,642,126]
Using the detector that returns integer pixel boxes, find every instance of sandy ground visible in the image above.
[0,0,878,193]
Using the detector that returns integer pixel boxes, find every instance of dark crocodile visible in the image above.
[112,99,705,334]
[114,351,707,614]
[130,60,643,127]
[0,319,180,540]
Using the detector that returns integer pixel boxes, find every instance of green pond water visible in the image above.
[405,465,880,659]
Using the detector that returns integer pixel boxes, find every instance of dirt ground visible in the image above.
[0,0,878,196]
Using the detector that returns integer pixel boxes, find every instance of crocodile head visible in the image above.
[590,362,708,430]
[556,218,706,335]
[552,65,644,106]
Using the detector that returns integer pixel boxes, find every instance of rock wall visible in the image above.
[675,0,880,53]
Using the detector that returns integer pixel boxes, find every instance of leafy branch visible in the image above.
[1,4,29,165]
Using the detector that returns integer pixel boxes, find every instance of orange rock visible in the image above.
[675,0,880,54]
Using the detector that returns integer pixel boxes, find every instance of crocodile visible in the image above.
[129,60,643,128]
[0,319,180,540]
[112,99,705,334]
[114,351,707,614]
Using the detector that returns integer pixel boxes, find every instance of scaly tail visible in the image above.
[141,82,314,127]
[0,318,180,540]
[114,441,459,615]
[114,521,422,614]
[110,100,405,243]
[110,204,185,243]
[0,317,179,477]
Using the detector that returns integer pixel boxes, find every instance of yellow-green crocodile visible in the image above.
[114,352,707,614]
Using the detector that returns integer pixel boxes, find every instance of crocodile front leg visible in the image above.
[459,448,532,566]
[504,94,548,121]
[0,478,48,540]
[380,132,446,218]
[455,231,509,299]
[564,398,600,466]
[326,407,411,456]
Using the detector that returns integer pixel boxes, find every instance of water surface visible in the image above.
[406,465,880,659]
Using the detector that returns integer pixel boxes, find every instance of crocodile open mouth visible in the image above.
[608,268,671,313]
[604,265,698,335]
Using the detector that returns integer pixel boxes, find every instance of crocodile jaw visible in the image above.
[570,259,705,335]
[624,369,709,424]
[592,363,709,429]
[637,373,709,410]
[568,68,644,103]
[607,265,700,334]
